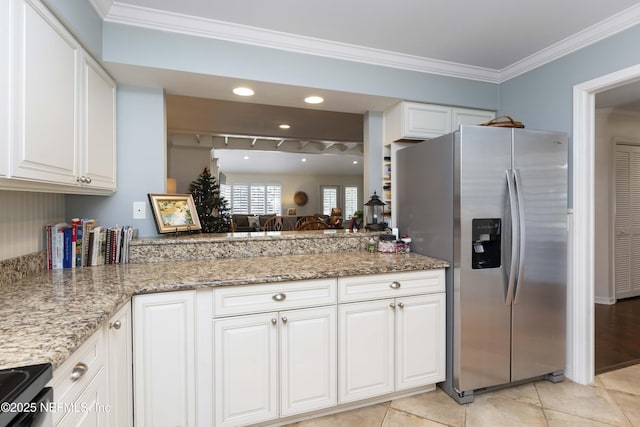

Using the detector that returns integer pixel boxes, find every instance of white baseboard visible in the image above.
[594,296,616,305]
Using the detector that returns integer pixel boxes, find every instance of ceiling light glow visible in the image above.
[353,160,358,164]
[301,158,307,162]
[304,96,324,104]
[243,156,249,160]
[233,87,254,96]
[279,123,291,129]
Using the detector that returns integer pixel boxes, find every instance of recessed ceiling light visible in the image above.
[233,87,254,96]
[279,123,291,129]
[304,96,324,104]
[243,156,249,160]
[353,160,358,165]
[301,158,307,162]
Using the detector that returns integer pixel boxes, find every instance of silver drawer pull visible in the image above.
[272,293,287,302]
[70,362,88,382]
[109,320,121,330]
[282,316,288,324]
[389,302,396,309]
[390,281,401,289]
[398,302,405,309]
[271,318,277,325]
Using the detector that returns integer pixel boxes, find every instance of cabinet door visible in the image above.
[56,366,108,427]
[107,302,132,427]
[395,293,446,390]
[280,306,337,417]
[0,0,9,177]
[452,108,494,129]
[12,0,80,184]
[133,291,196,427]
[338,299,394,403]
[82,54,116,190]
[403,103,452,139]
[214,312,278,427]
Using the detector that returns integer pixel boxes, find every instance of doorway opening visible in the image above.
[572,64,640,385]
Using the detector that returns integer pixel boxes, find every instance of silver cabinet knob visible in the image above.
[282,316,288,324]
[390,281,401,289]
[109,320,121,330]
[271,318,277,325]
[389,302,396,309]
[398,302,405,308]
[272,293,287,302]
[85,176,92,184]
[70,362,88,381]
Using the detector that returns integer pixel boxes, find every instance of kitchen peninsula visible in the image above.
[0,230,448,426]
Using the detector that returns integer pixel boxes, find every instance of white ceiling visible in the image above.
[96,0,640,175]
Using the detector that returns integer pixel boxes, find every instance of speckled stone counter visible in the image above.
[0,251,447,370]
[128,229,381,263]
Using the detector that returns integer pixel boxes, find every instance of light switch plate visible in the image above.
[133,202,146,219]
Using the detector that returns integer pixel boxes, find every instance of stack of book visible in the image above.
[46,219,135,269]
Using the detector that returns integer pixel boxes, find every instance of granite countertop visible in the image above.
[0,251,448,370]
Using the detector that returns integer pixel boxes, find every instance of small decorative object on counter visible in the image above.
[368,238,376,253]
[377,234,396,253]
[364,191,387,231]
[401,234,412,252]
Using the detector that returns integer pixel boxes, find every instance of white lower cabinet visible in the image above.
[107,302,133,427]
[338,272,446,403]
[395,293,446,390]
[48,324,108,427]
[339,299,395,402]
[214,305,337,427]
[133,291,196,427]
[129,270,444,426]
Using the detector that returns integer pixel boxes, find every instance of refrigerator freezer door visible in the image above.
[455,126,512,392]
[511,130,567,382]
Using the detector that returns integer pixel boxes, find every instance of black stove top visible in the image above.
[0,363,52,426]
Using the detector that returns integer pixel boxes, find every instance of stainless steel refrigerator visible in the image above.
[397,125,568,403]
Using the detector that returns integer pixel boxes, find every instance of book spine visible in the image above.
[71,218,80,268]
[46,224,52,270]
[53,226,65,270]
[63,227,73,269]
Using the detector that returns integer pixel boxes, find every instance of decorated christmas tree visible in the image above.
[188,168,231,233]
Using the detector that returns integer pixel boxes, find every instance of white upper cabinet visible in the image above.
[0,0,10,177]
[6,0,116,194]
[384,101,494,142]
[452,107,496,128]
[11,0,80,185]
[384,102,452,141]
[82,54,116,190]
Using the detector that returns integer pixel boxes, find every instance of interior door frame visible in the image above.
[572,64,640,386]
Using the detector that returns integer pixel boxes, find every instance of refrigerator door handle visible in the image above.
[505,169,519,305]
[513,169,526,304]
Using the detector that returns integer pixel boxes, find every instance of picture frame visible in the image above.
[148,193,202,234]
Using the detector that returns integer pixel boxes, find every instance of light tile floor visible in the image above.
[288,364,640,426]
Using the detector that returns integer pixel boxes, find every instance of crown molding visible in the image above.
[100,1,501,83]
[97,1,640,85]
[88,0,112,19]
[498,3,640,82]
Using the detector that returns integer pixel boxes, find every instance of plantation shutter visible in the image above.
[615,145,640,299]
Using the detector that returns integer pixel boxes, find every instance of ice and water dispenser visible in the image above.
[472,218,501,269]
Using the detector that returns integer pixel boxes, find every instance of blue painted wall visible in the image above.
[499,25,640,134]
[102,23,500,111]
[66,86,166,237]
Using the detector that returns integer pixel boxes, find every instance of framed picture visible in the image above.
[148,193,202,234]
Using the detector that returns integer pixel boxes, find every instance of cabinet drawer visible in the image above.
[213,279,337,317]
[49,327,105,424]
[338,270,444,302]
